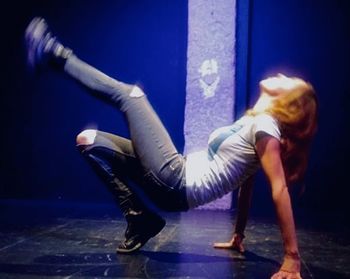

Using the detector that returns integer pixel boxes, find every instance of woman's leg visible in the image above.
[65,55,186,191]
[76,129,166,253]
[25,17,188,204]
[25,17,189,253]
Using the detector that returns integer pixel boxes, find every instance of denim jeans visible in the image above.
[65,55,189,211]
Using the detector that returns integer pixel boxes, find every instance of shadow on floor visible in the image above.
[0,199,349,278]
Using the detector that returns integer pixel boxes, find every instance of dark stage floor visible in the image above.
[0,200,349,279]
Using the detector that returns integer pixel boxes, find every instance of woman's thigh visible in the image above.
[81,130,188,211]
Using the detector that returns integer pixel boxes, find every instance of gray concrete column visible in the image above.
[184,0,236,210]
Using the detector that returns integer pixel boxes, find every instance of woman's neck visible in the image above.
[252,93,273,114]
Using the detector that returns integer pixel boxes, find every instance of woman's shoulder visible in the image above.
[253,112,277,122]
[254,114,279,130]
[238,112,277,126]
[252,113,281,140]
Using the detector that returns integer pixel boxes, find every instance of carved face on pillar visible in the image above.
[198,59,221,99]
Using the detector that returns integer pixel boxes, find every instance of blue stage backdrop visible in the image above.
[0,0,349,215]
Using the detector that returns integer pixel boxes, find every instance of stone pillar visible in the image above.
[184,0,236,210]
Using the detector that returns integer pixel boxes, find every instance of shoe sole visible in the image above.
[116,242,142,254]
[25,17,49,69]
[116,218,166,254]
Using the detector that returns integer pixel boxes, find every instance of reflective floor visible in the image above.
[0,200,349,278]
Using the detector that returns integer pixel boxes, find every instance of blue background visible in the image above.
[0,0,349,216]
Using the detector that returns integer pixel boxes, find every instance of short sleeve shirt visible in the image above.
[185,113,281,208]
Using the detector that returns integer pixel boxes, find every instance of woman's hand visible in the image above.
[271,255,302,279]
[213,233,245,253]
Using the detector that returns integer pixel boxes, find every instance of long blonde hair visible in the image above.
[250,82,318,184]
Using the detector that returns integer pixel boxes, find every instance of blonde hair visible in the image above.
[250,81,318,184]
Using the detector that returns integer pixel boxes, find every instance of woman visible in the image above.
[25,17,317,279]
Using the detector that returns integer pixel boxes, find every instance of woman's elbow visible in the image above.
[271,185,289,202]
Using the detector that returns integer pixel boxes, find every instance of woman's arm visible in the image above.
[213,175,254,253]
[235,175,254,238]
[255,135,302,278]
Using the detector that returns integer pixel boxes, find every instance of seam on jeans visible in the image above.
[79,144,137,160]
[144,171,175,191]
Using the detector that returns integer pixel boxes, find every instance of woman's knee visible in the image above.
[76,129,97,146]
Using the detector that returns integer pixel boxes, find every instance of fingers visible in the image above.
[271,271,302,279]
[238,243,245,253]
[213,242,245,253]
[213,242,233,249]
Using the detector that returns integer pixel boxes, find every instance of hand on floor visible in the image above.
[213,233,245,253]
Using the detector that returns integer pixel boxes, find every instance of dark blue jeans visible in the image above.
[65,55,188,212]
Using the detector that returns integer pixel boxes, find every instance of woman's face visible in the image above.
[259,73,307,96]
[252,74,308,113]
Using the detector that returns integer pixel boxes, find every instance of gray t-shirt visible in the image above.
[185,113,281,208]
